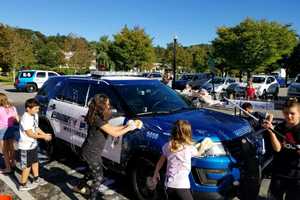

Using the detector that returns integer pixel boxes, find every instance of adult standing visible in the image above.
[79,94,137,200]
[0,93,19,174]
[263,99,300,200]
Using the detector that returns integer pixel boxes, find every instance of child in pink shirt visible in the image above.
[0,93,19,173]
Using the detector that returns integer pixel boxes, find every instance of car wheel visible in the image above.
[131,157,165,200]
[26,84,37,93]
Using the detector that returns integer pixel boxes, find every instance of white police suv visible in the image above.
[36,71,272,200]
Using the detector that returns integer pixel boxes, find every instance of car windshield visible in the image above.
[252,77,265,83]
[114,83,190,115]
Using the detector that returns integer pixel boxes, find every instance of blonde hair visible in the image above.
[0,93,12,107]
[170,120,194,152]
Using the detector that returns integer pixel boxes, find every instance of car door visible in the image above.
[267,77,278,94]
[87,83,126,164]
[35,72,48,88]
[46,79,90,147]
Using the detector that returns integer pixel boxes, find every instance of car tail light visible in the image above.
[14,78,19,85]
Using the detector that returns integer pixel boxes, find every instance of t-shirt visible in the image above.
[246,86,256,98]
[0,106,18,129]
[272,122,300,179]
[162,142,198,189]
[18,112,39,150]
[81,115,108,162]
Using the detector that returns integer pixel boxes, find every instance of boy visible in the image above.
[17,98,52,191]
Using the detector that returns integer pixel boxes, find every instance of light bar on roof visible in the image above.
[91,70,141,77]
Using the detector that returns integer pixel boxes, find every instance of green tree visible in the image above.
[165,42,192,72]
[110,26,155,71]
[212,18,298,77]
[37,41,65,67]
[66,37,94,71]
[0,25,35,72]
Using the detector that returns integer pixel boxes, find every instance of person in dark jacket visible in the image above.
[263,98,300,200]
[74,94,137,200]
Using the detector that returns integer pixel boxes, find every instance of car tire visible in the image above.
[130,157,165,200]
[26,84,37,93]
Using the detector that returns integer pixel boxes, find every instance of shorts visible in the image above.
[0,125,19,140]
[16,147,38,169]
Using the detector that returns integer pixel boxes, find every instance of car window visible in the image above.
[295,76,300,83]
[267,77,274,83]
[114,83,189,114]
[36,72,46,78]
[88,83,123,112]
[252,77,265,83]
[37,78,61,97]
[20,71,34,78]
[59,81,89,106]
[48,72,57,77]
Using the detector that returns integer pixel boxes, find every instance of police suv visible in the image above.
[36,71,271,200]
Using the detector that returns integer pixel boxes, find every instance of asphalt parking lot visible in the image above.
[0,83,285,200]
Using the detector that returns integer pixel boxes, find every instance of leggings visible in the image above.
[85,158,104,200]
[268,177,300,200]
[166,187,193,200]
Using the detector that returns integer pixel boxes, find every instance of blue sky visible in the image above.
[0,0,299,47]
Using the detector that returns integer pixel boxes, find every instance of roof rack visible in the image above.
[91,70,141,77]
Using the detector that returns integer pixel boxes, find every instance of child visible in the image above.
[17,98,52,191]
[0,93,19,174]
[152,120,213,200]
[263,98,300,199]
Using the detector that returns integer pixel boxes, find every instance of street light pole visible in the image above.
[172,36,177,89]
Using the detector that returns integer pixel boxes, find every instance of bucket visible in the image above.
[0,195,12,200]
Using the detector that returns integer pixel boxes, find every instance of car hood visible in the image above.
[140,109,252,142]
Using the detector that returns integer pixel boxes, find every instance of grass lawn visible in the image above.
[0,75,14,85]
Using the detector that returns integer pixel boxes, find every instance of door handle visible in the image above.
[50,104,56,109]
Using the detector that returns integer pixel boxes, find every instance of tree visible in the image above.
[110,26,155,71]
[36,41,65,67]
[212,18,298,78]
[0,25,36,72]
[65,36,94,71]
[188,44,211,72]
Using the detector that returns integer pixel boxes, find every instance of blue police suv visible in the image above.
[36,72,271,200]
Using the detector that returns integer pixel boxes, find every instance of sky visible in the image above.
[0,0,299,47]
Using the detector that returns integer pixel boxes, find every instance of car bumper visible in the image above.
[190,156,240,199]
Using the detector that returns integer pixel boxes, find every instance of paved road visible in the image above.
[0,83,274,200]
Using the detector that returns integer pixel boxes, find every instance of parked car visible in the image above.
[188,73,211,89]
[36,73,271,200]
[251,75,279,99]
[173,73,195,90]
[271,73,286,87]
[225,82,246,98]
[202,77,236,94]
[14,70,59,92]
[287,74,300,98]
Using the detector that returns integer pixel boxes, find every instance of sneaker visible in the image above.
[33,177,48,186]
[19,182,37,191]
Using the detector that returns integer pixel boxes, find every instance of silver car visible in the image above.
[288,74,300,98]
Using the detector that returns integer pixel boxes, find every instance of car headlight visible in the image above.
[201,142,227,157]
